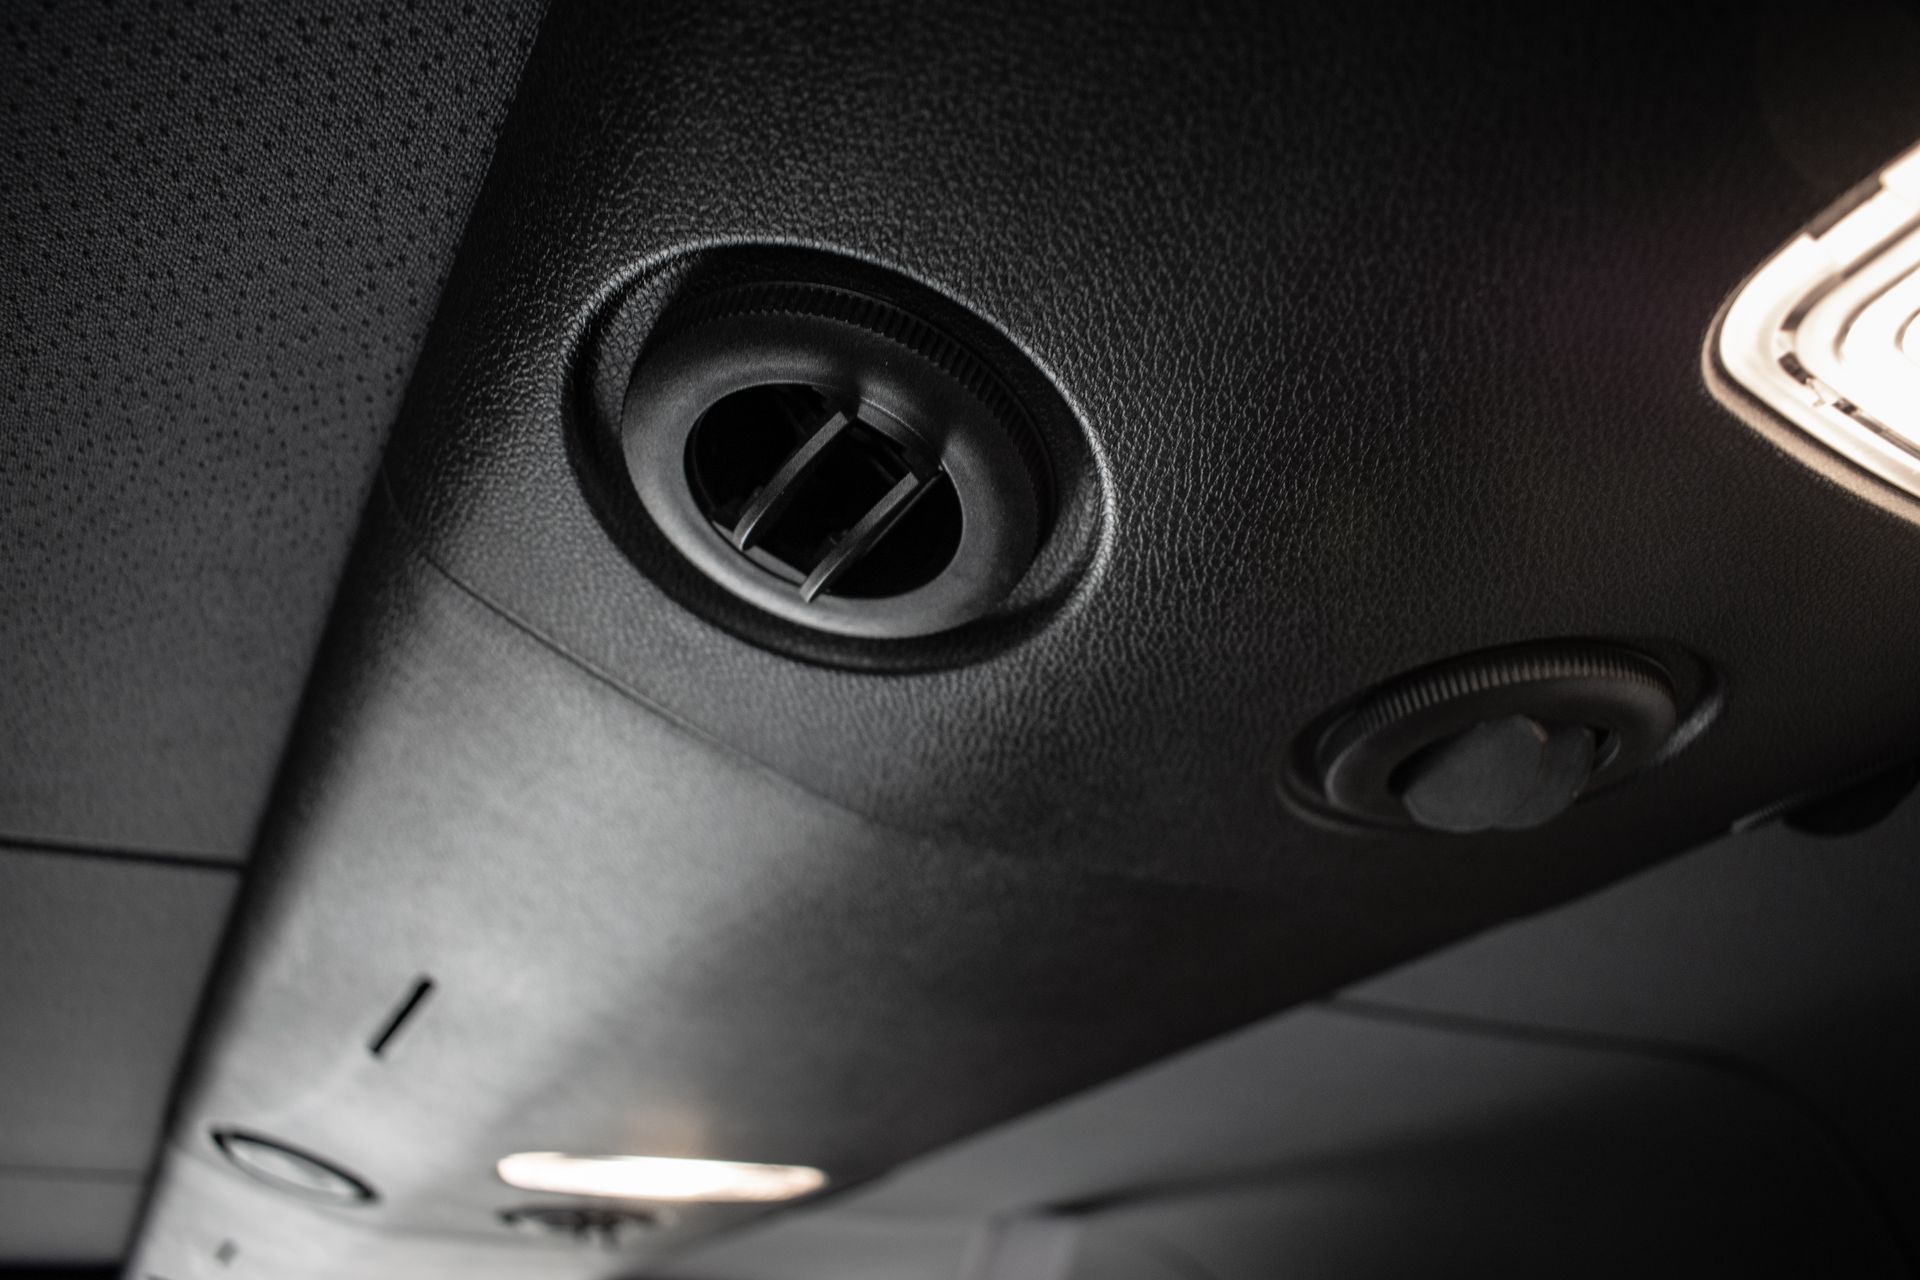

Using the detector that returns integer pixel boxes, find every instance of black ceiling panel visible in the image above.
[134,513,1421,1274]
[35,0,1920,1275]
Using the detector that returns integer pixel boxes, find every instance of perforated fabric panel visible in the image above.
[0,0,546,859]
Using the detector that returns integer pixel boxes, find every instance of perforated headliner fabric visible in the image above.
[0,0,547,859]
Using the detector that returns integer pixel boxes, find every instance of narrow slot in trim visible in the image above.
[368,977,436,1058]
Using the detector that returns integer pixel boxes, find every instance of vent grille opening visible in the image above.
[685,382,962,600]
[829,477,962,598]
[684,384,826,531]
[617,276,1064,642]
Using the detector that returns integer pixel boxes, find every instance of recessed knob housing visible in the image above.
[1304,644,1683,833]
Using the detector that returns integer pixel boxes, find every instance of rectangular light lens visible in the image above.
[496,1152,827,1203]
[1712,141,1920,498]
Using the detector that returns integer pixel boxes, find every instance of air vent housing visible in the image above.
[620,283,1054,640]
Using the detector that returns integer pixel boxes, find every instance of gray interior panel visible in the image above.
[0,846,237,1174]
[668,999,1903,1279]
[0,1172,145,1268]
[1350,784,1920,1247]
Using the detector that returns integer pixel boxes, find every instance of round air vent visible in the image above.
[620,283,1053,639]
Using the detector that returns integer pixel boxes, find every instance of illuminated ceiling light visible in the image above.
[1711,141,1920,499]
[495,1152,827,1203]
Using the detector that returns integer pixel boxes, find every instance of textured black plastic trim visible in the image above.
[652,282,1055,521]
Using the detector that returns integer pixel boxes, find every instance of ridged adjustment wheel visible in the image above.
[620,283,1053,640]
[1310,644,1680,832]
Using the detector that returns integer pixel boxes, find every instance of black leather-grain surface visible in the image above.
[383,0,1920,897]
[0,0,545,858]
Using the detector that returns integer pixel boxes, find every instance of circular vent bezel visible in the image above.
[620,283,1054,640]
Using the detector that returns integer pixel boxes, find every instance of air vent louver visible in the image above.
[620,283,1053,640]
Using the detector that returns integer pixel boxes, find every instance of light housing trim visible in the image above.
[1712,142,1920,500]
[495,1152,827,1203]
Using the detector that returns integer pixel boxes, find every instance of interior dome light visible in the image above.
[1712,141,1920,498]
[496,1152,827,1203]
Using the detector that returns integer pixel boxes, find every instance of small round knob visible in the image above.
[1304,642,1682,833]
[1397,715,1596,833]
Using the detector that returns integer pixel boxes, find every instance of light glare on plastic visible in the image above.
[1713,142,1920,498]
[495,1152,826,1203]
